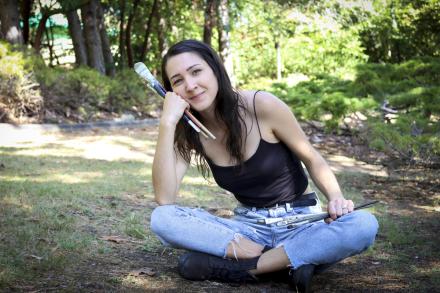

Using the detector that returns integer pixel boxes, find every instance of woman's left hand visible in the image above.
[325,198,354,223]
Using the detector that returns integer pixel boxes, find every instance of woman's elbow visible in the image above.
[154,194,176,206]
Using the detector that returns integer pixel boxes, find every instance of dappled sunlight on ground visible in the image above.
[1,196,34,212]
[326,154,388,177]
[1,125,156,163]
[1,124,438,292]
[24,172,104,184]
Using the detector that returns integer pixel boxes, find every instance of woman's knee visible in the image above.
[349,210,379,246]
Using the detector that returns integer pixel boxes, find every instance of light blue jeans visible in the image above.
[150,200,378,270]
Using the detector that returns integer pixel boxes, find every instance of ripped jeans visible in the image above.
[150,200,379,269]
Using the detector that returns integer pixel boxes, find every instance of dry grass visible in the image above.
[0,124,438,292]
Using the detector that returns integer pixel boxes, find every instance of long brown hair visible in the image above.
[161,40,247,177]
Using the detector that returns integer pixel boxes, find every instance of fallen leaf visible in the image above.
[100,235,127,244]
[362,189,375,195]
[26,254,43,261]
[129,267,156,277]
[37,238,50,243]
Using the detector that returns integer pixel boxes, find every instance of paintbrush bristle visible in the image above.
[134,62,155,85]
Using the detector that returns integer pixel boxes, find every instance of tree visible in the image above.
[0,0,24,44]
[81,0,106,74]
[359,0,440,63]
[125,0,140,68]
[155,0,168,59]
[66,8,88,65]
[20,0,34,44]
[139,0,158,62]
[217,0,233,78]
[118,0,126,68]
[97,3,115,76]
[203,0,217,46]
[33,1,65,53]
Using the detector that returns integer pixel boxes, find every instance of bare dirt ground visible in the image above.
[3,123,439,292]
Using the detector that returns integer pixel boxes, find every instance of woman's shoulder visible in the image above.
[238,89,284,117]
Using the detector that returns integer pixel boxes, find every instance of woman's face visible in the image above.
[165,52,219,113]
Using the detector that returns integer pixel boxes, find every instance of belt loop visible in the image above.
[285,202,292,212]
[252,207,256,212]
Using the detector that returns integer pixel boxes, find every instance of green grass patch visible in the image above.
[1,128,438,291]
[0,131,155,289]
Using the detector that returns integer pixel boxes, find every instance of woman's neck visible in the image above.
[198,106,221,129]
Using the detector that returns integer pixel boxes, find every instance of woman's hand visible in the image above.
[325,197,354,223]
[160,92,190,126]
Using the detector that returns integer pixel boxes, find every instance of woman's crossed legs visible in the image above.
[150,204,378,275]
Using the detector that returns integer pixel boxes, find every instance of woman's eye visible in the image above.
[172,79,182,85]
[192,69,201,75]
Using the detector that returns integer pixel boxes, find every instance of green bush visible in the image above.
[37,66,159,120]
[0,41,45,122]
[271,75,376,131]
[268,57,439,166]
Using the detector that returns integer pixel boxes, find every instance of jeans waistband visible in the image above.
[250,191,318,213]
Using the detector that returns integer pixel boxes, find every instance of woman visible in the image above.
[150,39,378,292]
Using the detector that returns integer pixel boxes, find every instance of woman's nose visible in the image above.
[185,78,197,91]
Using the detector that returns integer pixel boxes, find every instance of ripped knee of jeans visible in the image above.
[227,233,261,260]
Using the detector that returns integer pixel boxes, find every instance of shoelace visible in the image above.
[209,259,255,282]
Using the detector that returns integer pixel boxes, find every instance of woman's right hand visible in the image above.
[160,92,189,126]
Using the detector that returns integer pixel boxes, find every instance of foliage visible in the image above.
[37,66,159,121]
[0,42,45,122]
[231,1,368,85]
[0,41,160,123]
[270,74,376,131]
[281,15,368,78]
[270,57,440,166]
[359,0,440,63]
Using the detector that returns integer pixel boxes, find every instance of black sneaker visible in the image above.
[288,264,315,293]
[178,252,259,283]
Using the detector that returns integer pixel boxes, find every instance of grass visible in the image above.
[0,125,438,291]
[0,128,159,289]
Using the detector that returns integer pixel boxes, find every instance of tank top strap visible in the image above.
[253,90,262,139]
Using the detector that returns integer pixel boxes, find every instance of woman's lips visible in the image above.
[189,91,205,101]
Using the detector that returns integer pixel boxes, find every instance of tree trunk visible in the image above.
[217,0,233,79]
[140,0,158,62]
[275,41,281,80]
[20,0,33,44]
[66,8,88,66]
[45,23,54,65]
[97,3,115,76]
[118,0,126,68]
[33,12,49,52]
[125,0,140,68]
[0,0,24,44]
[155,0,168,59]
[203,0,217,46]
[81,0,105,74]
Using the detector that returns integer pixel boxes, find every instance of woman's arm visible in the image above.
[254,91,354,221]
[152,92,190,205]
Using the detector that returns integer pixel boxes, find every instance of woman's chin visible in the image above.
[190,102,210,113]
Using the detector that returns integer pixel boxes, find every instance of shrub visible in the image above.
[37,66,159,121]
[0,41,161,123]
[271,75,376,132]
[0,41,45,122]
[269,57,440,166]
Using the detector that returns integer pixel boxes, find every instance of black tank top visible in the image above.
[205,91,309,207]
